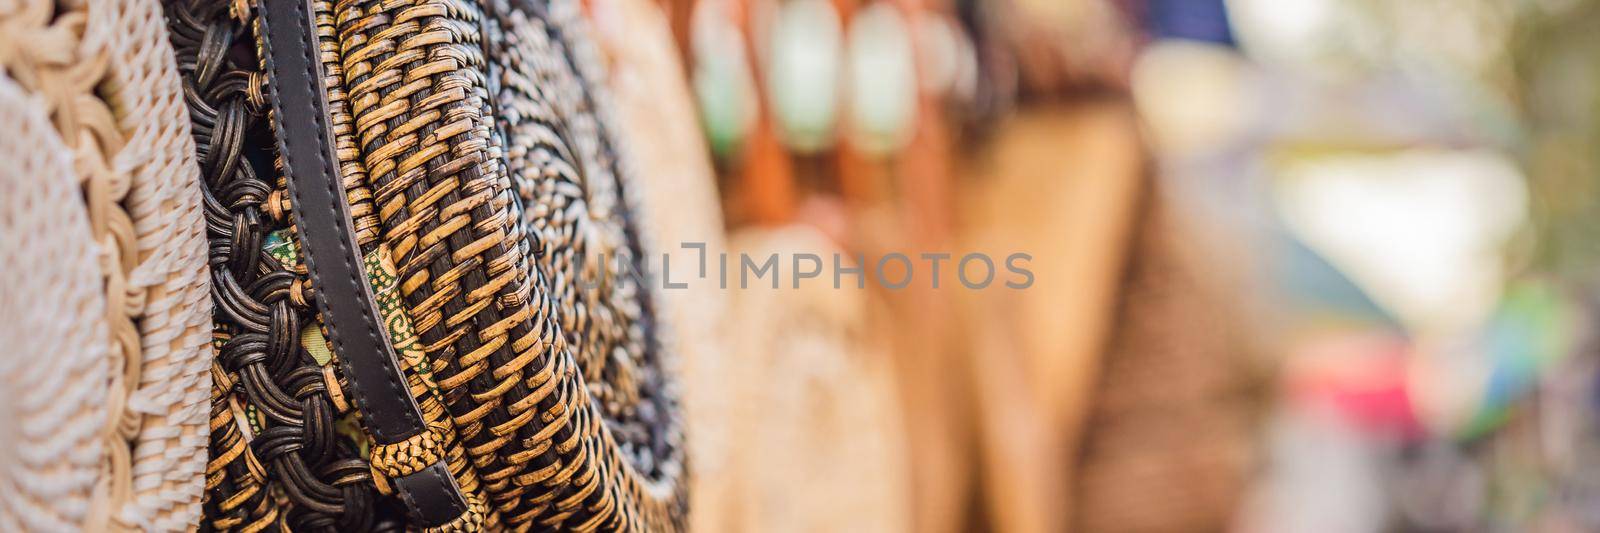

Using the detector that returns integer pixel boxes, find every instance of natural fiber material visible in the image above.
[326,7,554,523]
[164,0,688,528]
[305,0,497,520]
[481,1,686,526]
[164,1,403,529]
[586,0,732,529]
[318,0,544,521]
[0,74,115,532]
[0,0,212,530]
[321,0,687,527]
[92,0,214,529]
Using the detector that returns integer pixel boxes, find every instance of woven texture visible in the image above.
[328,9,549,524]
[328,0,687,528]
[586,0,733,529]
[164,0,443,529]
[488,0,688,527]
[483,1,686,526]
[0,74,115,532]
[307,0,495,522]
[164,0,688,528]
[91,0,214,529]
[0,0,212,530]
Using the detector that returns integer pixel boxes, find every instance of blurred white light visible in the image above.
[1274,149,1528,335]
[1131,41,1255,158]
[1227,0,1332,64]
[1246,0,1327,41]
[846,3,917,157]
[767,0,843,153]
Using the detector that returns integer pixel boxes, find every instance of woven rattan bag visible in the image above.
[162,0,686,529]
[0,0,213,530]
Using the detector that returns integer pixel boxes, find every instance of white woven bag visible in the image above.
[0,0,211,530]
[0,73,115,532]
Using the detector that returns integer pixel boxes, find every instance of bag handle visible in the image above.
[257,0,470,525]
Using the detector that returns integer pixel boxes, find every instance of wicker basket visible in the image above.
[165,0,689,529]
[166,1,463,528]
[0,0,212,530]
[0,0,690,527]
[0,73,116,532]
[586,0,733,529]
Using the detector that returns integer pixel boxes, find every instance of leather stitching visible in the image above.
[263,0,419,440]
[416,462,469,521]
[263,0,469,524]
[393,462,469,525]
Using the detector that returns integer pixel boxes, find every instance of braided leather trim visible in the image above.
[423,492,490,533]
[369,425,448,479]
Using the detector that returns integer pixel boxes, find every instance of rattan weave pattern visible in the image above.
[587,1,729,527]
[307,2,497,524]
[93,0,215,528]
[0,73,115,532]
[327,0,686,528]
[483,0,685,526]
[0,10,137,527]
[329,0,555,525]
[489,2,663,469]
[165,1,404,529]
[170,0,508,529]
[0,0,212,530]
[149,0,691,528]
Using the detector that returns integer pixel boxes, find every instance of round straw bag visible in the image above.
[587,0,733,529]
[168,0,686,529]
[167,1,477,529]
[0,74,115,532]
[721,227,911,533]
[0,0,212,530]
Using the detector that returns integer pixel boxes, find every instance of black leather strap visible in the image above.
[257,0,467,526]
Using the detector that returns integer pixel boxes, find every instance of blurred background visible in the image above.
[585,0,1600,531]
